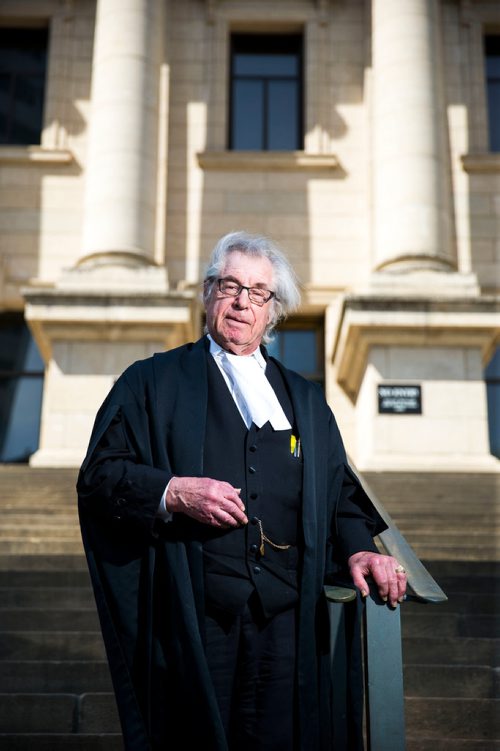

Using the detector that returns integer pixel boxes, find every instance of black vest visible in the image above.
[201,353,303,618]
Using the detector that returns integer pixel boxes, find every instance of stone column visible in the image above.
[81,0,164,265]
[371,0,455,273]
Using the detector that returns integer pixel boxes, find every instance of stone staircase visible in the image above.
[364,471,500,751]
[0,466,121,750]
[0,465,498,749]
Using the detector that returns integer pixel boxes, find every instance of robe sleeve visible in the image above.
[77,367,172,534]
[324,409,387,570]
[333,462,387,560]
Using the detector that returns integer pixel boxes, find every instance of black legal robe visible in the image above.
[200,352,303,618]
[77,336,386,750]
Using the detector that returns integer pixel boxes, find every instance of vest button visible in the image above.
[253,566,261,575]
[249,444,257,452]
[250,516,259,525]
[249,466,256,474]
[250,543,258,553]
[250,493,258,500]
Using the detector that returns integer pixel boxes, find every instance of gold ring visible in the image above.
[395,565,406,574]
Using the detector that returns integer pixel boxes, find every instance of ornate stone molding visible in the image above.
[461,153,500,173]
[332,295,500,402]
[197,150,340,172]
[0,146,74,165]
[23,286,198,362]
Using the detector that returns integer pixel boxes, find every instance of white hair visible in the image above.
[203,231,301,342]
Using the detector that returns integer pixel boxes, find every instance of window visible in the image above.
[267,321,324,387]
[0,27,48,145]
[485,347,500,458]
[0,315,44,463]
[484,35,500,152]
[229,33,303,151]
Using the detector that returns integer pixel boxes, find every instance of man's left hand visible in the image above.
[348,551,407,607]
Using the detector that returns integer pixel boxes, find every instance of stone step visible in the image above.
[0,526,82,539]
[402,637,499,666]
[395,532,494,546]
[1,736,496,751]
[0,585,486,614]
[0,661,112,693]
[402,523,498,536]
[8,605,495,638]
[0,609,100,631]
[11,634,491,673]
[423,576,498,596]
[381,508,498,528]
[0,510,78,521]
[0,735,123,751]
[0,554,88,572]
[396,545,499,561]
[0,540,85,555]
[1,693,497,741]
[0,496,78,514]
[0,587,94,609]
[403,664,498,699]
[401,611,499,638]
[421,561,500,578]
[0,632,106,661]
[364,471,499,494]
[386,502,496,514]
[0,486,74,495]
[0,492,76,506]
[384,501,496,513]
[408,592,498,615]
[406,740,500,751]
[0,570,90,588]
[0,558,491,591]
[0,693,120,734]
[405,697,500,741]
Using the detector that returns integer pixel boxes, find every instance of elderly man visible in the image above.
[77,231,406,751]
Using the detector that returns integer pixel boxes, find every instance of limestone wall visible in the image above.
[0,0,498,468]
[0,0,95,307]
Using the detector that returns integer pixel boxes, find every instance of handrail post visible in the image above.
[326,585,358,750]
[363,585,406,751]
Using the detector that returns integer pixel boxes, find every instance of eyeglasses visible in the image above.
[215,277,277,306]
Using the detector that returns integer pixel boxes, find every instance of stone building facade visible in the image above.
[0,0,498,471]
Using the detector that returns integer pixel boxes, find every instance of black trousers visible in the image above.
[204,598,297,751]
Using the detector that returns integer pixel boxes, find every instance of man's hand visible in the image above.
[348,551,407,607]
[166,476,248,528]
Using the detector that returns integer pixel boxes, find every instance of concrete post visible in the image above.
[81,0,164,263]
[371,0,455,273]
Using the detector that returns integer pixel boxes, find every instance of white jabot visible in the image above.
[208,336,291,431]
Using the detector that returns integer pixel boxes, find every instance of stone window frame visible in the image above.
[0,0,74,165]
[461,6,500,174]
[199,4,339,173]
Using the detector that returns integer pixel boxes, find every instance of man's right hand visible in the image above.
[165,476,248,528]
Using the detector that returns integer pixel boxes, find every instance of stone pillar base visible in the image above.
[23,281,199,468]
[355,455,499,473]
[29,449,87,469]
[332,295,499,472]
[366,270,480,298]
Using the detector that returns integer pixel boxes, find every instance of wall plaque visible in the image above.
[378,384,422,414]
